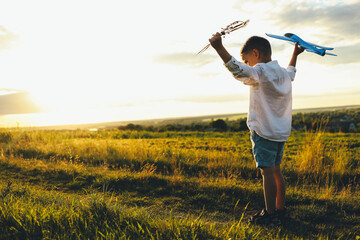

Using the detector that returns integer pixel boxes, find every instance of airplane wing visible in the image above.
[306,42,334,50]
[305,48,318,54]
[265,33,297,43]
[266,33,337,56]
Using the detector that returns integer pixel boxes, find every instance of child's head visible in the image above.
[241,36,272,66]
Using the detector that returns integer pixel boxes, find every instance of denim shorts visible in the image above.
[250,131,285,168]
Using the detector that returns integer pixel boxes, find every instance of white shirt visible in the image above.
[225,56,296,142]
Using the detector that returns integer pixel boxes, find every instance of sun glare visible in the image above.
[0,0,359,128]
[29,88,108,113]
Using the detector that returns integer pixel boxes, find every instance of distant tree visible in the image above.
[239,118,248,131]
[118,123,143,131]
[165,124,177,131]
[211,119,227,132]
[158,124,181,132]
[115,108,360,133]
[349,123,357,132]
[191,123,205,131]
[145,125,155,132]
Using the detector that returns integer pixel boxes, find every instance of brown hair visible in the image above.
[241,36,272,58]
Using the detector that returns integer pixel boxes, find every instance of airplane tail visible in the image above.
[325,52,337,56]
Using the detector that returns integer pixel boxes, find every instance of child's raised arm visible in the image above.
[289,43,304,67]
[209,32,232,64]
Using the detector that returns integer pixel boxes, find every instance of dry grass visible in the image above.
[0,127,359,239]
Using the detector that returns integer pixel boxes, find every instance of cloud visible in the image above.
[0,25,17,50]
[293,88,360,108]
[173,94,248,103]
[233,1,360,43]
[0,90,40,115]
[154,52,217,68]
[234,1,360,65]
[270,1,360,42]
[299,43,360,65]
[295,87,360,98]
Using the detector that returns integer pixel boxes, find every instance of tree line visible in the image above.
[118,108,360,133]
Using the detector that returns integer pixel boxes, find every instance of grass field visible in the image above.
[0,127,359,239]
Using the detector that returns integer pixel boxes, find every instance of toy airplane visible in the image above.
[265,33,337,56]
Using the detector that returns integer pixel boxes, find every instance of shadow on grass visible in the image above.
[8,148,360,192]
[1,159,359,239]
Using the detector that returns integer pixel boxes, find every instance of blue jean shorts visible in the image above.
[250,131,285,168]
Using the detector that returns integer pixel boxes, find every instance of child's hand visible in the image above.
[209,32,223,50]
[208,32,232,63]
[293,43,305,56]
[289,43,305,67]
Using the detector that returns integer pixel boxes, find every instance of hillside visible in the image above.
[32,105,360,131]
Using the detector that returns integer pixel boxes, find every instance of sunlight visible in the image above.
[0,99,248,127]
[29,88,109,112]
[0,89,18,96]
[0,0,359,128]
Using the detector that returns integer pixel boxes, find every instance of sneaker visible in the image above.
[249,209,281,226]
[275,207,288,224]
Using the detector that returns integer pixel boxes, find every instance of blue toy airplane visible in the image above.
[266,33,337,56]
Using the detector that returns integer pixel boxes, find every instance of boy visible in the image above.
[209,33,304,225]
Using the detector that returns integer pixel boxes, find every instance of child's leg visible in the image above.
[260,167,277,214]
[274,165,286,210]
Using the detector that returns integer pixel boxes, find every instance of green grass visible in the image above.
[0,128,359,239]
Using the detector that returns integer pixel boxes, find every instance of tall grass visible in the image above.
[0,181,268,240]
[0,127,359,239]
[294,118,351,190]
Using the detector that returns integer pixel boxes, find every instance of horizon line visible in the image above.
[4,104,359,130]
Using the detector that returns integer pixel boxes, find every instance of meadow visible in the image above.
[0,126,359,239]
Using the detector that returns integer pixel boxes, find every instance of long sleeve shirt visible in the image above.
[225,56,296,142]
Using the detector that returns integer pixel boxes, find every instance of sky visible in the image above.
[0,0,359,127]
